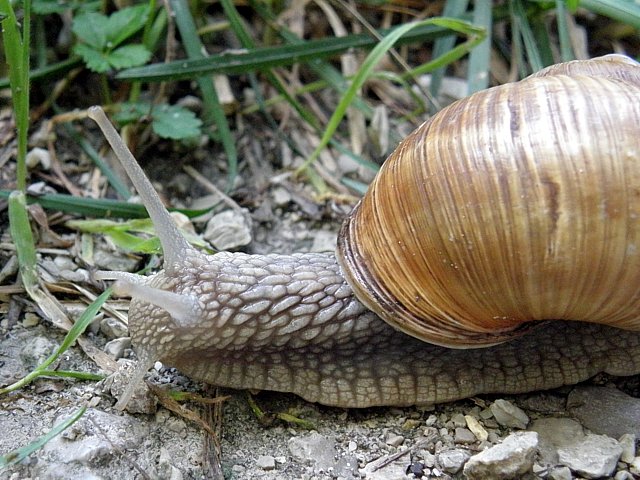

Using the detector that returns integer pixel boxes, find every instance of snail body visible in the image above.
[89,54,640,409]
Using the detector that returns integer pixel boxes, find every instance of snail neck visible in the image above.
[128,250,388,357]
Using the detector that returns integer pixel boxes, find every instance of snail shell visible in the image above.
[338,54,640,347]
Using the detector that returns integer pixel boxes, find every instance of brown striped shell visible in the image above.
[337,54,640,348]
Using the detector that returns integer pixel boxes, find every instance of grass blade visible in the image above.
[579,0,640,30]
[117,22,456,81]
[0,190,209,218]
[297,17,486,175]
[168,0,238,189]
[0,406,87,469]
[467,0,492,93]
[0,288,112,395]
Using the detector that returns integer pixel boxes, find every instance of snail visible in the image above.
[89,54,640,410]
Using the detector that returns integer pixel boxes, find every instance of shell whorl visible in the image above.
[337,55,640,348]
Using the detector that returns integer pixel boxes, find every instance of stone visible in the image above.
[20,336,58,368]
[385,433,405,447]
[310,229,337,252]
[100,317,129,339]
[615,471,635,480]
[256,455,276,470]
[489,399,529,429]
[567,386,640,438]
[438,448,470,474]
[465,415,489,442]
[455,427,477,444]
[529,417,585,465]
[157,447,184,480]
[557,433,622,479]
[463,431,538,480]
[619,434,636,463]
[547,465,573,480]
[361,459,408,480]
[104,337,131,360]
[106,359,157,414]
[288,432,336,471]
[204,210,252,250]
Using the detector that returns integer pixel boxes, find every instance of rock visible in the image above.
[22,312,40,328]
[619,433,636,463]
[256,455,276,470]
[20,335,58,367]
[451,413,467,427]
[26,147,51,169]
[529,417,585,465]
[385,433,405,447]
[157,447,184,480]
[463,431,538,480]
[38,408,148,477]
[615,471,635,480]
[438,448,471,474]
[288,432,335,470]
[361,459,408,480]
[465,415,489,442]
[203,210,252,250]
[271,186,292,206]
[100,317,129,339]
[454,427,477,444]
[310,229,337,252]
[547,465,573,480]
[106,359,157,414]
[567,386,640,438]
[104,337,131,360]
[490,399,529,429]
[557,433,622,479]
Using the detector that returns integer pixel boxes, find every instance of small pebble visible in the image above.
[438,448,470,474]
[451,413,466,427]
[203,210,252,250]
[465,414,489,442]
[256,455,276,471]
[104,337,131,360]
[22,313,40,328]
[454,427,476,444]
[100,317,128,339]
[490,399,529,429]
[619,434,636,463]
[615,471,634,480]
[385,433,405,447]
[547,465,573,480]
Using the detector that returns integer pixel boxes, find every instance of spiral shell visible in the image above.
[337,54,640,348]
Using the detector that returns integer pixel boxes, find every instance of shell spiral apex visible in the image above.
[337,54,640,348]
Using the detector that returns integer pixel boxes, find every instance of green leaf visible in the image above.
[113,102,148,124]
[108,44,151,69]
[152,104,202,139]
[8,191,38,287]
[105,5,149,47]
[73,43,111,73]
[32,0,100,15]
[72,11,107,49]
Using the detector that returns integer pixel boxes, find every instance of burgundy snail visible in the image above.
[89,54,640,409]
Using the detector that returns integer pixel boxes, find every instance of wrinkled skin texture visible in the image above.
[128,251,640,408]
